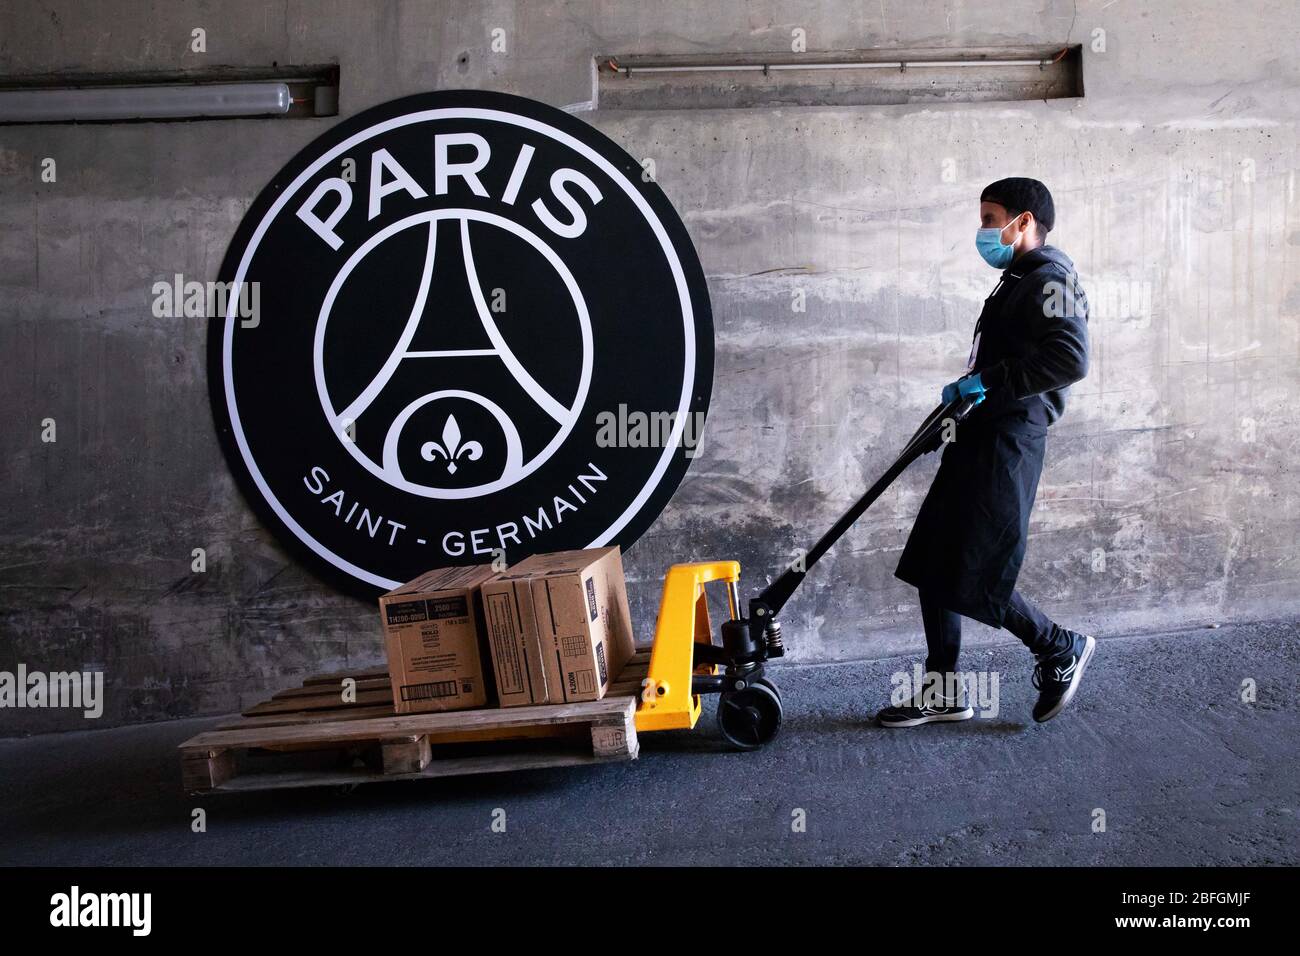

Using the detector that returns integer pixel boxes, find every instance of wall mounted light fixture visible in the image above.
[0,66,339,124]
[0,83,292,123]
[594,47,1083,110]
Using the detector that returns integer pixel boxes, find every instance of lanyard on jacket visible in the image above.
[967,276,1007,373]
[967,265,1033,372]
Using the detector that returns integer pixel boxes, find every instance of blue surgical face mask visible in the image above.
[975,218,1020,269]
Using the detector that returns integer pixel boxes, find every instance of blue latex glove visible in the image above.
[941,372,987,406]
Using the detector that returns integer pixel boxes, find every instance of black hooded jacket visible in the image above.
[895,245,1089,624]
[966,245,1089,426]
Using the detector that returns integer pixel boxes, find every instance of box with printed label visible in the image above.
[377,564,498,714]
[480,547,635,707]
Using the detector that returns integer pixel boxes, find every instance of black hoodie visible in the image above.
[967,245,1089,426]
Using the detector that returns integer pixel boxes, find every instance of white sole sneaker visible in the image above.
[878,707,975,729]
[1034,635,1096,723]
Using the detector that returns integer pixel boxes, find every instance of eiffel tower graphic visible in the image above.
[317,211,591,498]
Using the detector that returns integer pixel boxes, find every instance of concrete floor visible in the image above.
[0,621,1296,866]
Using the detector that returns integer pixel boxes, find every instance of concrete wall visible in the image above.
[3,1,1298,732]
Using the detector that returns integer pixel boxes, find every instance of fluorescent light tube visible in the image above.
[0,82,292,122]
[616,58,1053,75]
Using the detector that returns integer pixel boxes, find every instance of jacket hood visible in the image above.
[1008,244,1074,276]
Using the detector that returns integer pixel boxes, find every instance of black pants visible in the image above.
[920,588,1072,677]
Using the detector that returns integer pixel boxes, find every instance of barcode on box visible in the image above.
[400,680,460,702]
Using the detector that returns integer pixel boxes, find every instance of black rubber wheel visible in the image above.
[717,682,783,750]
[755,676,782,703]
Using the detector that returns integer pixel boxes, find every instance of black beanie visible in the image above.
[980,177,1055,233]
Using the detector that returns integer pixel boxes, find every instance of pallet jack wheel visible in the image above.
[717,681,783,750]
[755,676,782,703]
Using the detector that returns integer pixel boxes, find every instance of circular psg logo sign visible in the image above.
[209,90,713,596]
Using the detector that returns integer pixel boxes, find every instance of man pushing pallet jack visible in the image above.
[179,178,1098,792]
[638,177,1095,748]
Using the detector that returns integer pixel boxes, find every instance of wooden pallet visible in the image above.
[179,650,651,794]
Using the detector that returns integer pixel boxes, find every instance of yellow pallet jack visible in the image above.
[633,397,979,749]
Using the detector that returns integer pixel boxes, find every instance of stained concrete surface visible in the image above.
[0,620,1294,866]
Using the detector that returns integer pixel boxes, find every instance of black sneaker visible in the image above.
[877,692,975,728]
[1032,632,1096,723]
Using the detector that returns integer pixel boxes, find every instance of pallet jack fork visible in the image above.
[633,396,980,750]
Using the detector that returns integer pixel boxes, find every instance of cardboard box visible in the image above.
[480,547,635,707]
[378,565,498,714]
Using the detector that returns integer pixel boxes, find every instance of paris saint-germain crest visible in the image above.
[209,90,713,595]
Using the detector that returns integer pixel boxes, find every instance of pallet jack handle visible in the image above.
[753,396,980,618]
[638,397,979,747]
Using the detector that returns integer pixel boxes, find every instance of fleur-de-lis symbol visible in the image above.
[421,415,483,474]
